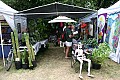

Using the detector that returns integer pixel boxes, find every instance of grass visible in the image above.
[0,44,120,80]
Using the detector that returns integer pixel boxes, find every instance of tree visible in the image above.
[1,0,119,11]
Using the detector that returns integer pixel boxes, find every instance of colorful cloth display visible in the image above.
[106,12,120,52]
[98,13,107,43]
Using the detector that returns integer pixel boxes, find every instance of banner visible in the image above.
[106,13,120,52]
[116,36,120,63]
[98,13,107,43]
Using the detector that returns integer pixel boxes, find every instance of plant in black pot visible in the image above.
[21,49,28,69]
[91,42,111,69]
[11,30,21,70]
[24,33,37,69]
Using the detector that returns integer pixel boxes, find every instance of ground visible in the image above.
[0,44,120,80]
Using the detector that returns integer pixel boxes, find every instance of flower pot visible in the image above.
[92,63,101,69]
[29,66,34,70]
[15,61,22,70]
[28,60,37,70]
[32,60,37,67]
[22,63,28,69]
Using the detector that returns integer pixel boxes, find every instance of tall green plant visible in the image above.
[14,30,21,59]
[24,33,36,67]
[21,49,27,64]
[82,38,98,48]
[24,33,32,67]
[11,30,21,60]
[30,45,35,60]
[11,32,17,58]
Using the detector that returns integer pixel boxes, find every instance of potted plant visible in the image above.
[11,30,21,70]
[91,42,111,69]
[21,49,28,69]
[24,33,37,69]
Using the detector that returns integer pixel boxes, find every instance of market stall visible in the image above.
[79,13,97,40]
[98,0,120,63]
[15,2,96,48]
[0,1,18,66]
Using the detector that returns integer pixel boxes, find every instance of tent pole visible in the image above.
[97,12,98,43]
[0,22,6,67]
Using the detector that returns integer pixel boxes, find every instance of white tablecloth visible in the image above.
[19,39,48,55]
[39,39,48,48]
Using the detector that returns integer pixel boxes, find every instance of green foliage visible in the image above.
[82,38,98,48]
[91,42,111,64]
[14,29,21,59]
[24,33,36,67]
[11,30,21,60]
[21,49,27,64]
[30,44,35,60]
[28,18,49,43]
[24,33,34,67]
[28,57,33,67]
[21,33,25,43]
[11,32,17,58]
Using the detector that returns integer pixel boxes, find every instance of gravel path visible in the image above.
[0,46,120,80]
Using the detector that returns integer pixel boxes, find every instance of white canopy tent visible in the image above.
[81,13,97,22]
[98,0,120,15]
[98,0,120,63]
[0,1,18,66]
[0,1,18,30]
[48,16,76,23]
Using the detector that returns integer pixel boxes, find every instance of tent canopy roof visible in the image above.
[16,2,96,18]
[81,13,97,22]
[0,1,18,15]
[98,1,120,15]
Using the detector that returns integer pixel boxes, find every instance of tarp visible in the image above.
[81,13,97,22]
[16,2,96,19]
[106,0,120,14]
[0,1,18,30]
[98,1,120,15]
[0,1,18,66]
[98,8,107,15]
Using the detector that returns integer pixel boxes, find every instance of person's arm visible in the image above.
[69,31,74,38]
[69,34,73,38]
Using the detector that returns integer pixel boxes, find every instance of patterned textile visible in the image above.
[106,13,120,52]
[98,13,107,43]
